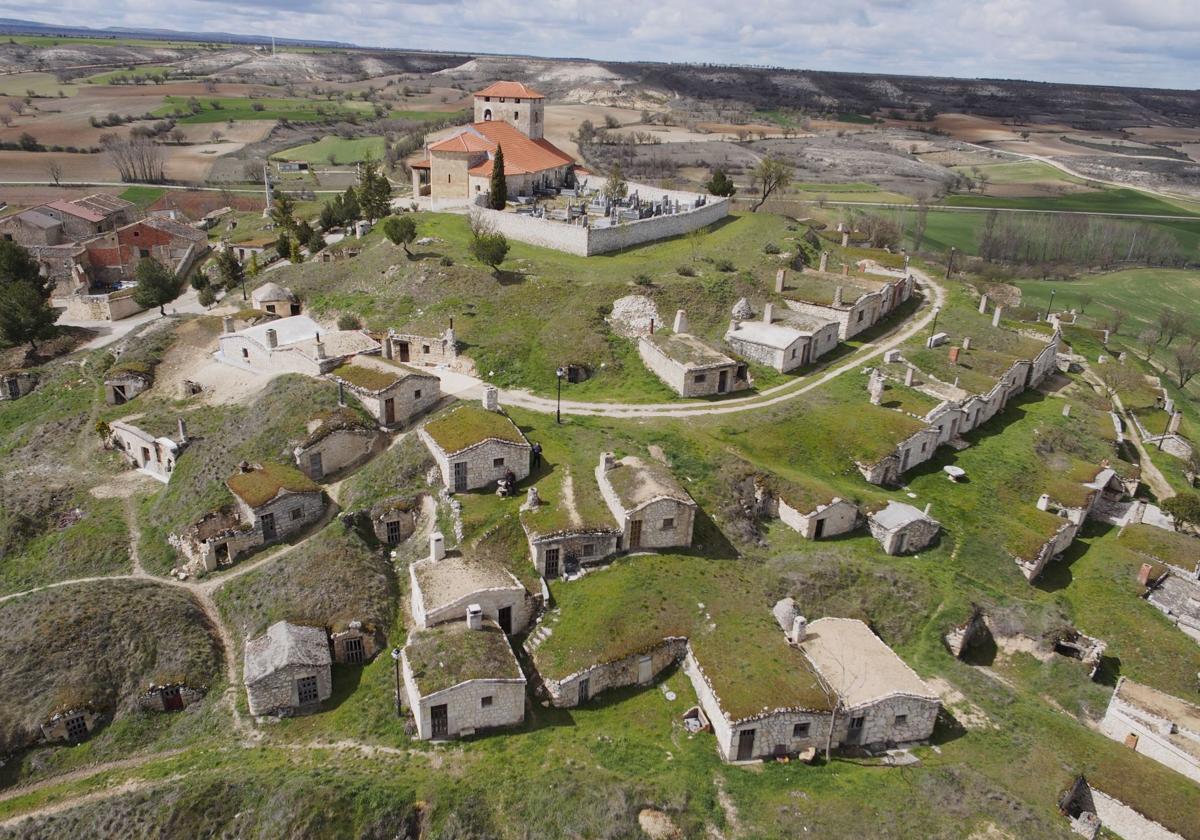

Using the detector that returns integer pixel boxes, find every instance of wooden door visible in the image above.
[578,677,590,704]
[736,729,755,761]
[638,655,653,684]
[498,606,512,635]
[431,704,448,738]
[163,685,184,711]
[384,398,395,425]
[309,452,323,479]
[718,370,728,393]
[629,519,642,549]
[545,548,560,578]
[453,461,468,493]
[398,341,410,362]
[261,512,277,541]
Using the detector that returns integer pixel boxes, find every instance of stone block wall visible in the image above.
[40,708,102,743]
[870,516,940,555]
[241,489,326,544]
[541,637,688,707]
[834,694,940,748]
[64,290,145,322]
[246,662,332,717]
[624,497,696,550]
[778,498,859,539]
[410,567,533,634]
[0,371,37,401]
[340,375,441,429]
[423,435,532,492]
[403,660,526,740]
[528,529,621,577]
[1100,686,1200,784]
[295,428,385,480]
[138,684,206,712]
[387,333,459,368]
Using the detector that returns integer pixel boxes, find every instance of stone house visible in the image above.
[368,496,420,546]
[0,208,65,246]
[800,617,941,750]
[638,312,750,397]
[402,620,526,740]
[292,408,386,481]
[384,327,463,369]
[40,707,103,743]
[250,281,301,316]
[780,269,913,340]
[330,620,381,665]
[1,370,37,401]
[725,305,840,373]
[108,418,188,483]
[519,479,621,579]
[138,682,206,712]
[1100,677,1200,783]
[82,216,208,286]
[38,194,138,240]
[419,399,531,493]
[537,636,689,708]
[756,476,860,540]
[409,536,532,635]
[215,314,381,377]
[596,452,698,551]
[243,621,332,717]
[329,357,441,429]
[170,508,262,575]
[230,236,278,263]
[411,81,576,202]
[226,461,326,548]
[104,366,152,405]
[867,501,941,555]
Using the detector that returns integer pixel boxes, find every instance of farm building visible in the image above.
[409,536,532,635]
[384,327,462,368]
[226,461,326,547]
[1,370,37,401]
[329,357,441,429]
[757,475,860,540]
[419,397,531,493]
[725,305,839,373]
[215,314,381,377]
[251,281,301,317]
[82,216,208,285]
[37,194,138,240]
[0,209,65,246]
[138,682,206,713]
[292,408,385,481]
[638,311,750,398]
[867,501,941,555]
[104,366,152,405]
[402,620,526,740]
[780,268,913,340]
[1100,677,1200,784]
[230,236,278,263]
[107,418,188,483]
[536,636,689,708]
[596,452,697,551]
[40,707,103,744]
[519,477,621,579]
[410,81,576,202]
[243,621,332,717]
[800,617,941,749]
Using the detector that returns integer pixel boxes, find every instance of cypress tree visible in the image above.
[489,145,507,209]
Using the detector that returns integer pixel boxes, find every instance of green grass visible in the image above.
[82,65,174,85]
[153,95,376,124]
[0,71,76,97]
[950,160,1091,188]
[273,135,386,165]
[941,187,1200,218]
[118,186,166,209]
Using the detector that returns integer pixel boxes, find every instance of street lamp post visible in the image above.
[390,647,402,717]
[1044,289,1056,322]
[555,367,565,425]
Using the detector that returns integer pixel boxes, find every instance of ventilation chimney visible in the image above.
[429,532,445,562]
[601,452,616,473]
[790,615,807,644]
[774,268,786,293]
[382,336,393,360]
[466,603,483,630]
[483,385,499,412]
[649,317,655,335]
[818,251,829,273]
[978,294,988,314]
[1062,404,1071,418]
[923,502,932,517]
[264,328,278,349]
[842,263,849,277]
[992,306,1003,328]
[337,380,345,407]
[177,418,188,444]
[833,286,844,307]
[1037,494,1051,511]
[222,315,235,334]
[673,309,689,335]
[904,366,914,387]
[763,302,774,324]
[315,337,326,360]
[962,337,971,350]
[841,231,850,247]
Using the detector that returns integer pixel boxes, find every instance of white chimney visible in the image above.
[483,385,499,411]
[177,418,188,444]
[833,286,844,307]
[1037,494,1051,511]
[962,337,971,350]
[818,251,828,273]
[673,309,689,335]
[265,328,278,349]
[775,268,786,293]
[923,502,932,517]
[601,452,616,472]
[790,615,807,643]
[992,306,1003,328]
[430,532,445,562]
[978,294,988,314]
[223,315,235,334]
[763,302,775,324]
[904,366,914,386]
[382,336,393,360]
[466,603,483,630]
[1062,404,1071,418]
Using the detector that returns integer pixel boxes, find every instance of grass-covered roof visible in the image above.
[227,461,321,508]
[405,622,521,696]
[422,403,527,455]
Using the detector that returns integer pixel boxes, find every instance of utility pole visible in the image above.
[391,647,402,717]
[1044,289,1056,322]
[555,367,565,424]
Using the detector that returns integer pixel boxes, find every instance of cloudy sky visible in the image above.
[8,0,1199,89]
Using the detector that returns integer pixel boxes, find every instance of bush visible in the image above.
[198,285,217,307]
[337,313,362,331]
[763,242,781,255]
[714,258,736,272]
[633,273,654,286]
[439,255,453,267]
[1162,493,1200,527]
[677,265,696,277]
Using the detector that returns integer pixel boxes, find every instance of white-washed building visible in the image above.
[1100,677,1200,784]
[250,281,301,317]
[725,306,839,373]
[215,314,380,377]
[867,501,941,555]
[409,541,532,635]
[108,418,188,483]
[638,311,750,397]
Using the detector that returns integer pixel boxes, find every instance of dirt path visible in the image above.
[1081,369,1176,501]
[0,750,187,809]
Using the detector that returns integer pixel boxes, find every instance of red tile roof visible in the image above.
[45,199,105,223]
[474,81,544,100]
[427,132,495,154]
[473,121,573,174]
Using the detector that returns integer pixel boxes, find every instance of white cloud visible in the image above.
[2,0,1197,88]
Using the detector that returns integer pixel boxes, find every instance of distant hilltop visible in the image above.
[0,17,356,49]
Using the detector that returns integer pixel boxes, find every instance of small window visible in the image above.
[580,543,595,557]
[514,111,519,120]
[515,98,521,104]
[493,457,505,468]
[857,311,864,322]
[291,507,304,521]
[481,695,493,708]
[448,174,452,183]
[694,373,707,384]
[791,348,796,358]
[241,348,249,359]
[297,675,319,705]
[662,517,675,531]
[894,714,907,726]
[414,389,422,399]
[422,344,430,353]
[849,716,865,730]
[792,722,810,738]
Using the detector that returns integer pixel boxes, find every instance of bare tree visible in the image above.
[749,156,793,212]
[1161,311,1187,346]
[47,160,62,186]
[1174,341,1200,389]
[1106,307,1127,335]
[1136,327,1159,361]
[169,127,186,145]
[1077,293,1092,315]
[101,134,166,183]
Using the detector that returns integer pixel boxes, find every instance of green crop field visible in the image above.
[273,135,386,165]
[950,159,1092,187]
[153,95,376,124]
[82,65,176,84]
[941,187,1200,218]
[118,186,167,208]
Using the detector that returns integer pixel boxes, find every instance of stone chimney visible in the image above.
[1101,330,1110,346]
[673,309,689,335]
[962,337,971,350]
[382,336,393,360]
[1137,563,1154,587]
[842,263,849,276]
[177,418,188,444]
[429,532,445,562]
[264,328,278,349]
[841,230,850,247]
[466,603,483,631]
[729,319,740,335]
[763,303,774,324]
[1037,494,1051,511]
[833,286,844,307]
[601,452,616,473]
[1062,404,1071,418]
[818,251,829,273]
[992,306,1003,328]
[923,502,932,517]
[904,365,914,386]
[774,269,786,293]
[868,368,885,405]
[790,614,807,644]
[222,315,235,334]
[978,294,988,314]
[1169,411,1183,435]
[315,336,326,360]
[522,486,541,511]
[483,385,499,411]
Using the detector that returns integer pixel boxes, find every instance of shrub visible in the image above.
[1162,493,1200,527]
[337,313,362,331]
[633,273,654,286]
[714,258,736,272]
[198,285,217,307]
[677,265,695,277]
[763,242,780,255]
[439,255,453,267]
